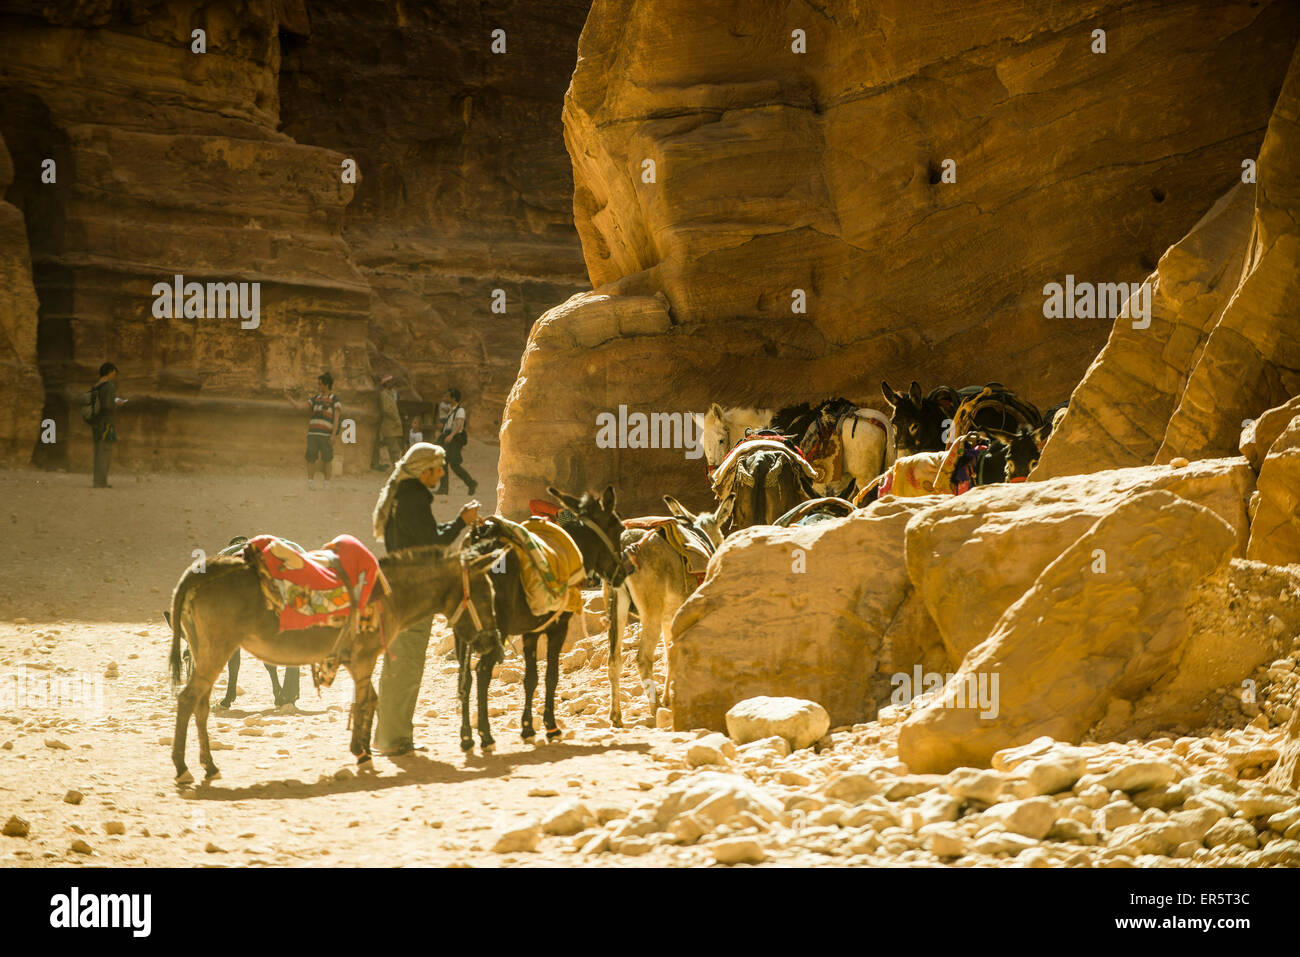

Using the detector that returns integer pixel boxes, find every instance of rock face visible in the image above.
[0,133,43,463]
[278,1,591,430]
[897,492,1237,773]
[0,2,369,472]
[0,1,591,471]
[1037,40,1300,481]
[498,0,1300,515]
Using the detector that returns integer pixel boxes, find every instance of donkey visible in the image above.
[719,444,815,535]
[697,401,892,497]
[604,496,720,726]
[463,486,628,750]
[166,545,501,784]
[881,380,1045,458]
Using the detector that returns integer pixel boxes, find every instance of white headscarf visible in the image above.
[372,442,446,543]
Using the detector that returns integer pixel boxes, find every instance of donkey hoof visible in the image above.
[546,728,564,742]
[358,759,377,776]
[175,769,194,786]
[201,769,221,783]
[460,740,475,754]
[611,715,623,729]
[481,743,495,755]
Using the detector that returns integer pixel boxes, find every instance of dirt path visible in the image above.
[0,451,698,867]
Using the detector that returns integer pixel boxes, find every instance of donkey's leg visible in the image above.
[521,633,540,742]
[475,644,499,754]
[218,650,239,709]
[194,691,220,782]
[543,616,567,741]
[266,663,284,706]
[606,585,625,728]
[347,645,382,769]
[635,601,661,718]
[456,636,474,753]
[173,634,236,784]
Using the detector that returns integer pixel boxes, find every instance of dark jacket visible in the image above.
[93,380,117,442]
[384,477,465,552]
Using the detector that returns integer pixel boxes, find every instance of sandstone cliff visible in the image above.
[499,0,1300,515]
[277,0,591,431]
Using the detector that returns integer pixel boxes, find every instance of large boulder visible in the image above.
[898,491,1239,773]
[670,497,943,731]
[725,697,830,751]
[904,457,1254,665]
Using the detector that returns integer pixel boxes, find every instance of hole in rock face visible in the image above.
[1151,187,1166,203]
[1139,253,1158,271]
[927,162,942,185]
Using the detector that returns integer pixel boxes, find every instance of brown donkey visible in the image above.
[166,545,502,784]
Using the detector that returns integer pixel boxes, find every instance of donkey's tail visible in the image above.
[166,570,190,689]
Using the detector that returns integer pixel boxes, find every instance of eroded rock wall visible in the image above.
[277,0,591,432]
[0,132,43,463]
[0,0,372,472]
[500,0,1300,515]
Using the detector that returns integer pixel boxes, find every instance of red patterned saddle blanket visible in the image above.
[245,533,386,632]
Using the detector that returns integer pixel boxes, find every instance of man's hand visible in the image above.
[458,500,482,525]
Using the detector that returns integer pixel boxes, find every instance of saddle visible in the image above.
[623,516,714,584]
[490,516,586,618]
[243,534,391,691]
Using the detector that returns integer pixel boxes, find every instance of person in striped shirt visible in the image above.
[284,371,342,489]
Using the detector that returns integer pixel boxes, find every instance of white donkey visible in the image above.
[604,496,721,726]
[695,401,894,498]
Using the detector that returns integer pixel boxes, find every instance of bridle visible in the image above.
[447,559,485,631]
[573,512,633,585]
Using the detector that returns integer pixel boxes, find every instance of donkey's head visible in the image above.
[694,403,733,469]
[664,494,723,548]
[549,484,629,587]
[882,380,955,456]
[1002,425,1046,482]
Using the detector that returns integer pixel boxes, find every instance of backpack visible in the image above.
[80,384,101,425]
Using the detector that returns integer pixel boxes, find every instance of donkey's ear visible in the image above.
[880,380,899,410]
[663,494,694,520]
[708,402,725,421]
[600,484,617,511]
[547,486,581,511]
[908,380,924,406]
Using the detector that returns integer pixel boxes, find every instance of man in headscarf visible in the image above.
[370,442,480,755]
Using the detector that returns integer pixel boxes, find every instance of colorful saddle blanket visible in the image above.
[492,517,586,618]
[245,533,385,632]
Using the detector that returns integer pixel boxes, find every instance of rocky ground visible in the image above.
[0,457,1297,867]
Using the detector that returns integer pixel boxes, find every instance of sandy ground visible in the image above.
[0,441,705,867]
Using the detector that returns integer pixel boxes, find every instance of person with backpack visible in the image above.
[86,362,125,488]
[284,372,342,490]
[435,388,476,496]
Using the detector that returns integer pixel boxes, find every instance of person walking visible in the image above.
[370,374,405,471]
[434,388,476,496]
[284,372,341,490]
[90,361,126,488]
[370,443,480,756]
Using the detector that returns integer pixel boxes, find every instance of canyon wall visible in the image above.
[0,0,590,471]
[277,0,591,432]
[499,0,1300,515]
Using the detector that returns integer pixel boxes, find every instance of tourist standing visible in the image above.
[435,388,477,496]
[370,443,480,755]
[90,361,125,488]
[284,372,341,490]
